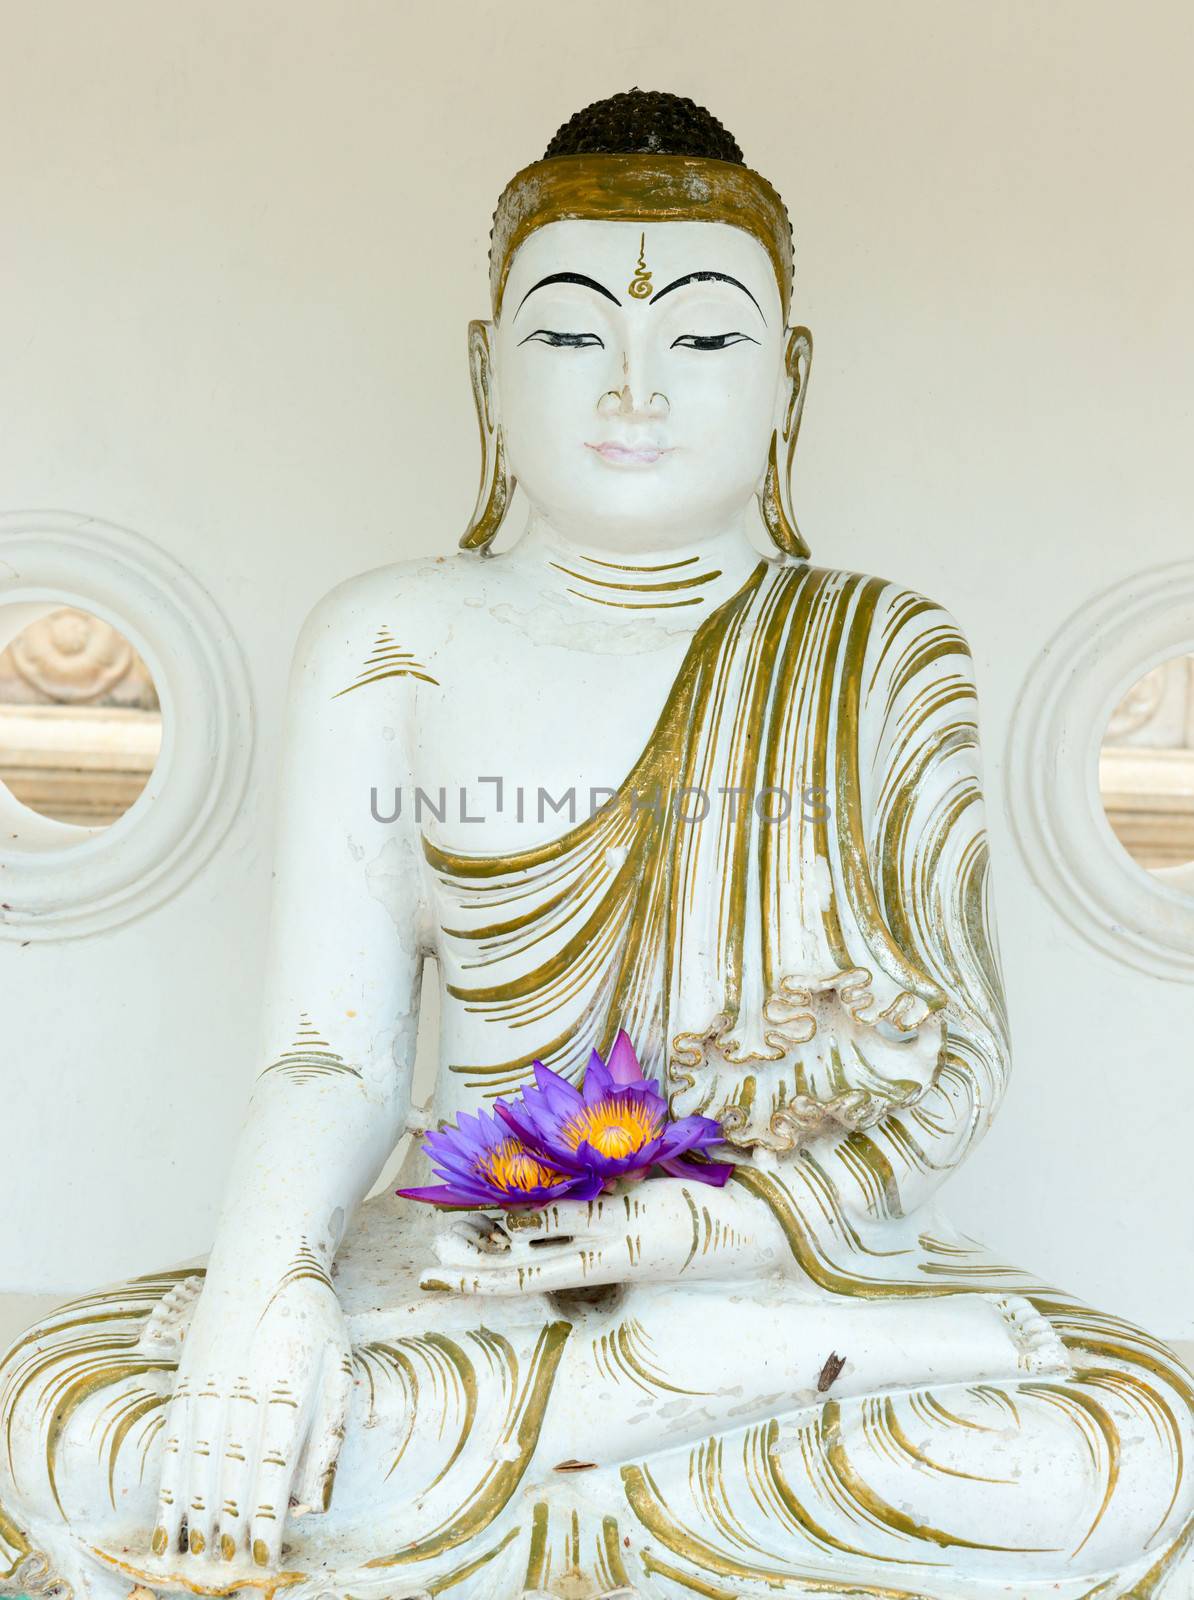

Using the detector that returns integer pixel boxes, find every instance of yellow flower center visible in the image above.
[477,1137,561,1194]
[561,1096,662,1159]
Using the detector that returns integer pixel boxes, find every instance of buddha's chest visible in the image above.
[412,627,690,855]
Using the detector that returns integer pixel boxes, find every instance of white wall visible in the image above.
[2,0,1192,1334]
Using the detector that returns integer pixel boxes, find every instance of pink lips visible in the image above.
[585,441,674,467]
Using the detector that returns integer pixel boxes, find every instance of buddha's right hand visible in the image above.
[150,1265,352,1572]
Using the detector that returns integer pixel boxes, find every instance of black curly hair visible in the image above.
[543,88,745,166]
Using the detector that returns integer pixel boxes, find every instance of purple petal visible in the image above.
[654,1113,725,1164]
[411,1032,734,1211]
[658,1156,734,1187]
[504,1178,593,1206]
[424,1120,507,1178]
[582,1048,614,1101]
[571,1132,664,1180]
[531,1060,584,1115]
[407,1098,599,1209]
[451,1108,488,1144]
[616,1087,659,1126]
[493,1099,528,1138]
[423,1138,487,1180]
[606,1029,644,1086]
[497,1094,591,1174]
[396,1182,490,1207]
[422,1125,465,1158]
[494,1102,547,1148]
[519,1081,576,1132]
[494,1099,584,1171]
[622,1078,669,1115]
[566,1171,608,1202]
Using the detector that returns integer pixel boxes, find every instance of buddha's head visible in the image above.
[463,90,811,558]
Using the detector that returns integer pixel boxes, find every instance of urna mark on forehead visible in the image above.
[499,218,782,329]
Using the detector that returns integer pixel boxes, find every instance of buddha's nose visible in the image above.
[597,383,670,420]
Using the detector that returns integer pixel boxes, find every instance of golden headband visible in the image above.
[490,153,794,319]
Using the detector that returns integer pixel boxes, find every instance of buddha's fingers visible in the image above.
[181,1381,224,1558]
[505,1197,613,1240]
[249,1380,305,1569]
[432,1219,507,1267]
[292,1346,352,1515]
[151,1385,190,1559]
[422,1241,615,1296]
[214,1383,258,1562]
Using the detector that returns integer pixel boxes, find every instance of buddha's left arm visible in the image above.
[861,594,1009,1198]
[755,593,1012,1262]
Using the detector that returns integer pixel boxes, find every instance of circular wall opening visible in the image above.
[1099,651,1194,893]
[1005,558,1194,982]
[0,604,163,833]
[0,513,252,940]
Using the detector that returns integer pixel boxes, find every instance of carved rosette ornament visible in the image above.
[1106,660,1171,741]
[0,607,156,707]
[13,607,132,700]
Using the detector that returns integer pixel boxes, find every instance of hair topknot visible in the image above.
[543,89,745,165]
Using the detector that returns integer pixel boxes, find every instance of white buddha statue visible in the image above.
[2,89,1192,1600]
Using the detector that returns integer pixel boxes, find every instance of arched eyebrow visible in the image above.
[649,270,766,322]
[515,272,622,315]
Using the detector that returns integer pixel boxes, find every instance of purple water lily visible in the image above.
[495,1030,731,1188]
[396,1104,603,1209]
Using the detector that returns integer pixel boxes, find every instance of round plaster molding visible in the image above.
[1005,559,1194,983]
[0,511,253,940]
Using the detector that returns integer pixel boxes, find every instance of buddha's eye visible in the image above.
[671,332,758,351]
[519,330,605,348]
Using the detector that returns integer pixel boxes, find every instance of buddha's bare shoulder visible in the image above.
[297,551,497,628]
[292,551,513,684]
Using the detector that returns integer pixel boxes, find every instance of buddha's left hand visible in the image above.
[418,1174,789,1296]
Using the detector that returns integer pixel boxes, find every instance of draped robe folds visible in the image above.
[428,561,1001,1162]
[2,561,1193,1600]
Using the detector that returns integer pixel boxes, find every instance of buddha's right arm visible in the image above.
[155,575,429,1569]
[207,569,427,1295]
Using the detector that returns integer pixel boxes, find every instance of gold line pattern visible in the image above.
[332,625,438,697]
[548,552,721,611]
[592,1316,709,1399]
[362,1320,571,1568]
[0,1274,192,1521]
[257,1013,361,1086]
[0,1502,29,1580]
[628,231,653,298]
[256,1239,334,1327]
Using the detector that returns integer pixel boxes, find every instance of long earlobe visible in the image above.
[759,326,813,560]
[460,320,515,554]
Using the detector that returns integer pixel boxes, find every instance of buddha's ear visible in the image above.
[758,325,813,560]
[460,319,515,554]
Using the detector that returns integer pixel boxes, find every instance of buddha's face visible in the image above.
[495,219,787,549]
